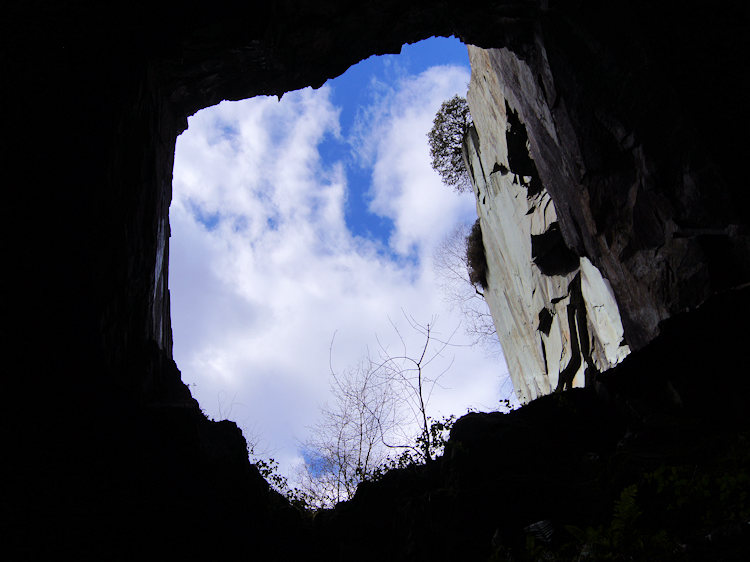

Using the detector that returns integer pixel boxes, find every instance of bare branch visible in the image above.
[433,221,502,356]
[295,313,462,506]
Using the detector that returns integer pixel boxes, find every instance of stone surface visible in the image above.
[465,18,750,399]
[463,21,750,352]
[465,57,630,402]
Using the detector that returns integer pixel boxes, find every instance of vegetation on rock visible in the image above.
[433,222,499,352]
[466,218,488,289]
[427,95,474,192]
[253,315,460,510]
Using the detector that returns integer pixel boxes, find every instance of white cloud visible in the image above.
[170,68,509,480]
[352,65,476,257]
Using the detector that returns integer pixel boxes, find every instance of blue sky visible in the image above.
[169,37,512,485]
[313,37,474,255]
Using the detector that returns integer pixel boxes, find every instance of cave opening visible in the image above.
[8,2,750,558]
[168,36,513,499]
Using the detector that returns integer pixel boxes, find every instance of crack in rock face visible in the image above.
[531,222,580,276]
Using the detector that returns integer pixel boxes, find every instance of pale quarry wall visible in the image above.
[466,46,630,403]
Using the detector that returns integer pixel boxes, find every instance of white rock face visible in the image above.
[465,46,630,403]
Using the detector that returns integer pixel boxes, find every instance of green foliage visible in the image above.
[610,485,642,547]
[643,434,750,531]
[369,415,456,480]
[427,95,473,192]
[560,485,674,560]
[249,447,315,512]
[466,218,488,289]
[295,317,458,508]
[498,397,517,412]
[249,416,456,513]
[490,433,750,560]
[253,455,286,491]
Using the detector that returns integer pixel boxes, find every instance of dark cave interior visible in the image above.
[4,1,750,559]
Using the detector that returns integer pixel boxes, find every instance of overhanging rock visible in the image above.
[465,45,630,401]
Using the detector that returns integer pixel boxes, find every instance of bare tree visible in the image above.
[372,314,454,463]
[297,314,456,507]
[298,349,402,507]
[433,222,500,356]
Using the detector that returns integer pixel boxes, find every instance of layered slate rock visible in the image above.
[465,53,630,401]
[462,18,750,353]
[464,17,750,400]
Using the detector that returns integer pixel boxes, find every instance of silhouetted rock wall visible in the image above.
[312,287,750,561]
[4,1,749,559]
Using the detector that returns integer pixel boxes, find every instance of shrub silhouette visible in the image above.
[466,219,488,289]
[427,95,473,192]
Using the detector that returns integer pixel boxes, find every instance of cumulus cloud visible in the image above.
[353,65,476,257]
[170,67,509,479]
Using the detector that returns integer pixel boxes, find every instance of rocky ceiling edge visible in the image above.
[3,1,749,557]
[150,0,750,357]
[0,3,542,557]
[10,0,745,404]
[154,1,541,120]
[3,0,535,396]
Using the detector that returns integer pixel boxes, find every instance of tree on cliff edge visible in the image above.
[427,95,473,192]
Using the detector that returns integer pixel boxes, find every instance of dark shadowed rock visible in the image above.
[3,1,749,559]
